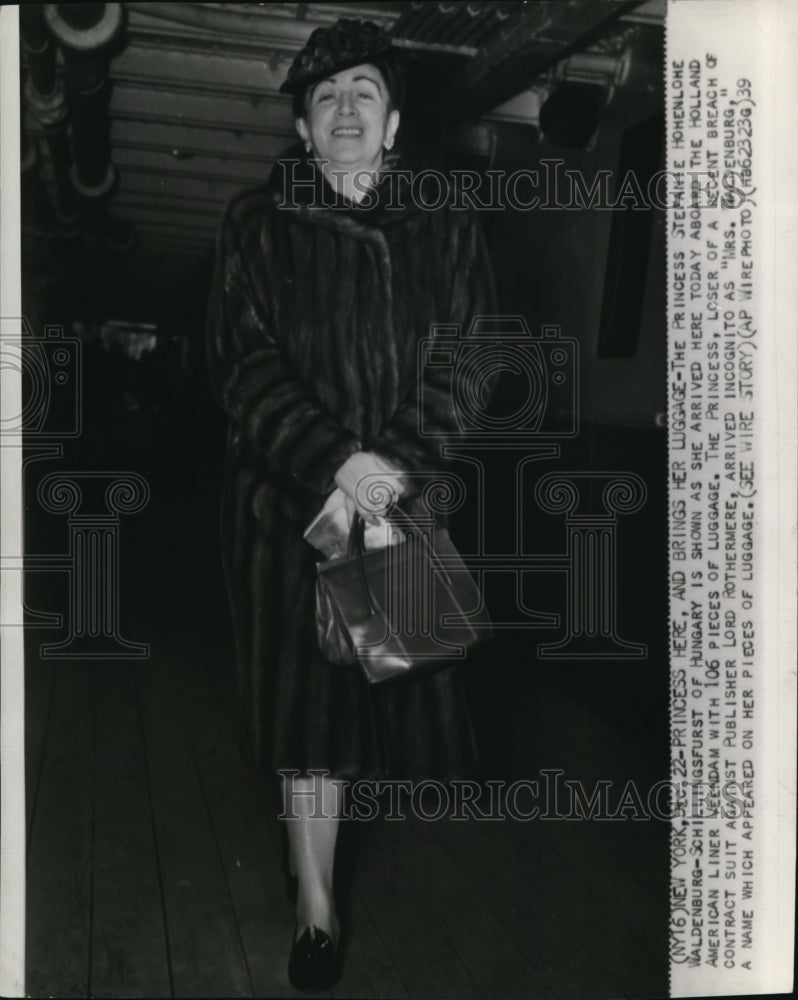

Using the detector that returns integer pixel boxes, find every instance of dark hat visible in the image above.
[279,18,394,97]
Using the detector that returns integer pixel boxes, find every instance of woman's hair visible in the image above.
[292,50,405,120]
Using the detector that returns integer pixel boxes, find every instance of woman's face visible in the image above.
[296,63,400,173]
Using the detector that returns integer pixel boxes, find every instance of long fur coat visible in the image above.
[207,145,494,780]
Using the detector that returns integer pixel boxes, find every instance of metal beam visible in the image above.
[128,3,400,48]
[413,0,645,140]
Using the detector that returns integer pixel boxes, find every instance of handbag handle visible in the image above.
[346,508,452,619]
[388,506,452,586]
[347,513,376,615]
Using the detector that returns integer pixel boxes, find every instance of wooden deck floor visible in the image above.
[26,651,668,999]
[24,422,669,999]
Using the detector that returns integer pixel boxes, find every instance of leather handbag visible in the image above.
[315,507,492,684]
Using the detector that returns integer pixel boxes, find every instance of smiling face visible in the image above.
[295,62,400,175]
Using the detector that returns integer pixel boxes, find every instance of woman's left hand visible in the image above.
[334,451,406,520]
[342,494,404,548]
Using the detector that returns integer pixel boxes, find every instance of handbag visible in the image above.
[315,506,493,684]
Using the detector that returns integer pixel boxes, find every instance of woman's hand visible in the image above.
[334,451,406,522]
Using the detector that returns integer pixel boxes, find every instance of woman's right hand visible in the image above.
[334,451,406,522]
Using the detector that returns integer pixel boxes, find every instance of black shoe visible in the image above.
[279,824,298,904]
[288,925,341,991]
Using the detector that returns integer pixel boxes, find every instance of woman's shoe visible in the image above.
[279,824,298,904]
[287,925,342,991]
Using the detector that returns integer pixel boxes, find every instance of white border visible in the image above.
[0,5,26,997]
[756,0,798,986]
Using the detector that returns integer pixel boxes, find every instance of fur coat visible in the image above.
[207,145,495,780]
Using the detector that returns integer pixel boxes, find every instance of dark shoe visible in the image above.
[279,824,298,904]
[288,925,341,991]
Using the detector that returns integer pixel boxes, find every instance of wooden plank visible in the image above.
[517,672,668,902]
[137,661,253,998]
[174,662,316,999]
[189,663,407,999]
[330,884,409,1000]
[91,665,171,997]
[110,46,291,98]
[350,822,481,1000]
[113,193,220,222]
[532,808,668,933]
[110,119,291,164]
[34,151,265,191]
[132,240,205,258]
[205,654,243,745]
[378,803,632,996]
[253,805,408,1000]
[113,193,222,221]
[500,669,667,995]
[388,822,543,1000]
[110,211,216,239]
[111,150,270,186]
[26,664,95,998]
[429,816,623,1000]
[503,816,665,998]
[374,775,661,996]
[24,658,54,841]
[116,170,232,204]
[202,626,643,998]
[112,83,294,136]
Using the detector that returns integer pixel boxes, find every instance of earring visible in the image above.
[304,140,312,153]
[384,136,394,151]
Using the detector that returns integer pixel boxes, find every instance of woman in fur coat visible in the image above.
[207,17,494,989]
